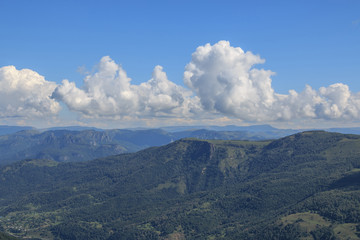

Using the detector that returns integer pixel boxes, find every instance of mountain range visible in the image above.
[2,124,360,166]
[0,131,359,239]
[0,125,300,166]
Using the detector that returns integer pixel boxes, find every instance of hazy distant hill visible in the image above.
[0,131,359,239]
[0,129,174,165]
[162,124,279,132]
[328,127,360,135]
[0,125,34,136]
[42,126,103,131]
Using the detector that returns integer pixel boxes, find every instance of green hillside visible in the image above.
[0,131,359,239]
[0,127,298,166]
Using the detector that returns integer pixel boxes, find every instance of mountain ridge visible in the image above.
[0,126,297,165]
[1,123,360,167]
[0,131,359,239]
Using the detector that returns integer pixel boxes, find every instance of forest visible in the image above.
[0,131,359,239]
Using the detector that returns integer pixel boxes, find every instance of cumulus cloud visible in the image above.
[52,41,360,124]
[4,41,359,126]
[52,56,201,119]
[184,40,276,121]
[0,66,60,119]
[184,40,360,122]
[273,84,360,121]
[137,65,201,117]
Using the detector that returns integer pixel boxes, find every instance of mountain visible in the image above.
[327,127,360,135]
[0,127,300,166]
[0,131,359,239]
[42,126,103,131]
[0,129,176,165]
[0,125,34,136]
[5,124,360,166]
[162,124,287,132]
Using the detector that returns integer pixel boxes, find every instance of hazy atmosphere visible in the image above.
[1,0,359,129]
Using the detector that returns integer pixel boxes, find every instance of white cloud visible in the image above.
[273,83,360,121]
[0,66,60,119]
[137,65,201,117]
[184,41,360,122]
[184,41,276,121]
[317,83,359,119]
[52,56,201,119]
[3,41,359,127]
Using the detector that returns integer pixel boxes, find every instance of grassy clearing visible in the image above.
[281,212,331,232]
[280,212,360,240]
[333,223,360,240]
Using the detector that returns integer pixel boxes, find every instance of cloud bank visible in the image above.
[52,56,201,119]
[0,66,60,119]
[184,41,360,122]
[2,41,360,126]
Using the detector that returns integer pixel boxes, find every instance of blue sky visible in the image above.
[0,0,359,129]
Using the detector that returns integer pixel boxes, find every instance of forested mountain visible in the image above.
[0,127,299,166]
[0,128,179,165]
[2,124,360,166]
[0,131,359,239]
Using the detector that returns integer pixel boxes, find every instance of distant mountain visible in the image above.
[208,124,279,132]
[0,129,174,165]
[0,125,34,136]
[0,131,359,239]
[327,127,360,135]
[2,124,360,166]
[161,124,280,132]
[42,126,104,132]
[163,124,360,135]
[0,126,300,166]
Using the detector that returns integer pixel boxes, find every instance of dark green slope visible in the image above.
[0,232,18,240]
[0,131,360,239]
